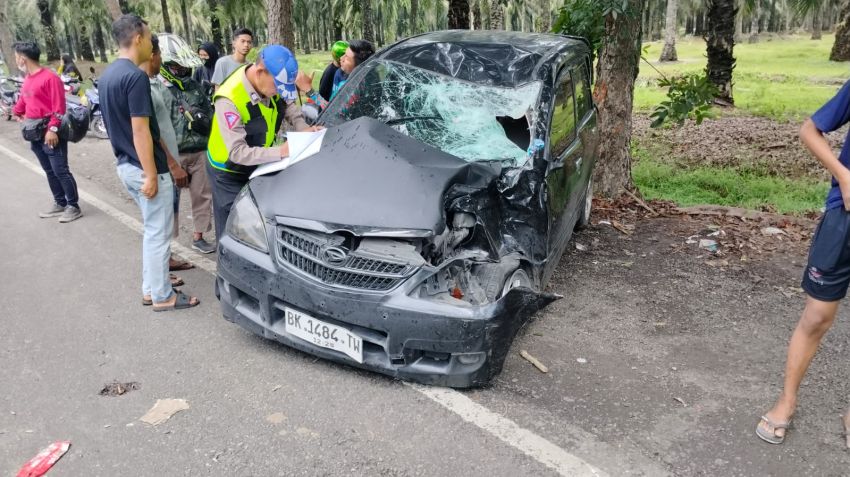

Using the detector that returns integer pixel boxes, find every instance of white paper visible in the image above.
[249,129,328,179]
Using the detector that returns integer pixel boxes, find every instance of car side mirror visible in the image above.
[301,103,320,126]
[89,66,95,74]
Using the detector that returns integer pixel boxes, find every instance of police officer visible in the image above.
[206,45,319,242]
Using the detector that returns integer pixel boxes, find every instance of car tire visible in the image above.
[91,115,109,139]
[576,180,593,229]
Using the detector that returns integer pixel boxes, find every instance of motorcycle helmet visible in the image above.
[158,33,202,80]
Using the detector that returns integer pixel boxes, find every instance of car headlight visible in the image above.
[226,187,269,253]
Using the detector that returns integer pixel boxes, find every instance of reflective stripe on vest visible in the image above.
[207,65,284,174]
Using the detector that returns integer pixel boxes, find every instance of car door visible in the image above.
[544,67,581,275]
[571,58,598,197]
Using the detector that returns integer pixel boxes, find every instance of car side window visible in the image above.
[550,70,576,158]
[572,62,591,121]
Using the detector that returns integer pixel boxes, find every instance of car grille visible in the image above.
[276,226,417,292]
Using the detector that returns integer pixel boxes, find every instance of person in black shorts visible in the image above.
[756,81,850,446]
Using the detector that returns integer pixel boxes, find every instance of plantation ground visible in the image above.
[633,34,849,215]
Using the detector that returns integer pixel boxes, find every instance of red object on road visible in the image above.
[16,441,71,477]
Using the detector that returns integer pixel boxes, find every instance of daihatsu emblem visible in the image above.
[322,246,348,266]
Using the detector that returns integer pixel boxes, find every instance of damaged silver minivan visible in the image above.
[215,31,598,387]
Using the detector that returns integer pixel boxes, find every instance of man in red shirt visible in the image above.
[12,41,81,223]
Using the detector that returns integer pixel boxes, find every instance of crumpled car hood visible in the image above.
[250,117,500,235]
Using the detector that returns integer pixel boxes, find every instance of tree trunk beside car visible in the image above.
[593,0,644,197]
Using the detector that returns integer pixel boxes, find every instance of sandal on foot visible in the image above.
[169,273,184,287]
[143,287,179,306]
[169,259,194,271]
[153,291,199,312]
[756,415,791,444]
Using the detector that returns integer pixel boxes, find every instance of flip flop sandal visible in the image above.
[143,287,179,306]
[170,273,184,287]
[756,415,791,444]
[169,260,194,271]
[153,291,200,312]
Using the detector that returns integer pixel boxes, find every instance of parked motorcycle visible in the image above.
[82,66,107,139]
[0,76,22,121]
[61,74,81,95]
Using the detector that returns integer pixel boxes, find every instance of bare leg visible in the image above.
[759,296,839,440]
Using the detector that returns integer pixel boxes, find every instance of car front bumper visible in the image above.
[215,236,555,388]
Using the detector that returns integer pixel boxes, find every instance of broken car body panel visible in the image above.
[215,31,598,387]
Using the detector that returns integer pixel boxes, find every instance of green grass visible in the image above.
[637,34,850,121]
[632,146,829,214]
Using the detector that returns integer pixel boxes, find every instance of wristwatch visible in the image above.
[48,126,59,133]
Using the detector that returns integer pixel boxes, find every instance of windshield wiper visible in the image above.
[384,115,440,125]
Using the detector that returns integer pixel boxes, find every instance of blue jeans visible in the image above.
[30,139,78,208]
[116,162,175,303]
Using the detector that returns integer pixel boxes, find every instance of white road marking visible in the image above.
[407,384,606,477]
[3,142,606,476]
[0,142,217,274]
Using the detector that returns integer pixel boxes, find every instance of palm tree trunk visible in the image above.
[37,0,61,61]
[812,5,823,40]
[362,0,375,43]
[63,22,76,59]
[734,2,743,42]
[449,0,471,29]
[748,0,760,43]
[706,0,737,104]
[410,0,419,35]
[831,0,850,61]
[179,0,192,44]
[208,0,223,52]
[79,24,95,61]
[0,0,16,75]
[539,0,551,32]
[160,0,173,33]
[594,0,644,197]
[489,0,503,29]
[660,0,678,61]
[93,19,108,63]
[104,0,122,20]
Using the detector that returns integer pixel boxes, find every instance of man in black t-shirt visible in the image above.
[100,14,199,312]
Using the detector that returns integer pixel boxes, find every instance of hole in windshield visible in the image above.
[321,60,542,167]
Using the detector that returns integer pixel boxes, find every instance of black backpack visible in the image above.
[60,103,90,143]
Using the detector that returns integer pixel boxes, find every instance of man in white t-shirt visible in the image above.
[211,28,252,90]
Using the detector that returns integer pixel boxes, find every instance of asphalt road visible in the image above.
[2,122,850,476]
[0,127,664,476]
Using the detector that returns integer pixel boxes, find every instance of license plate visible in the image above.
[283,307,363,363]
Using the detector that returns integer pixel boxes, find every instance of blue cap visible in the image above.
[260,45,298,101]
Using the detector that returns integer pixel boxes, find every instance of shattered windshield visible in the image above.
[321,60,542,166]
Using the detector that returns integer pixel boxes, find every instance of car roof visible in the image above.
[376,30,590,87]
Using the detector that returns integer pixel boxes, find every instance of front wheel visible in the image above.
[91,115,108,139]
